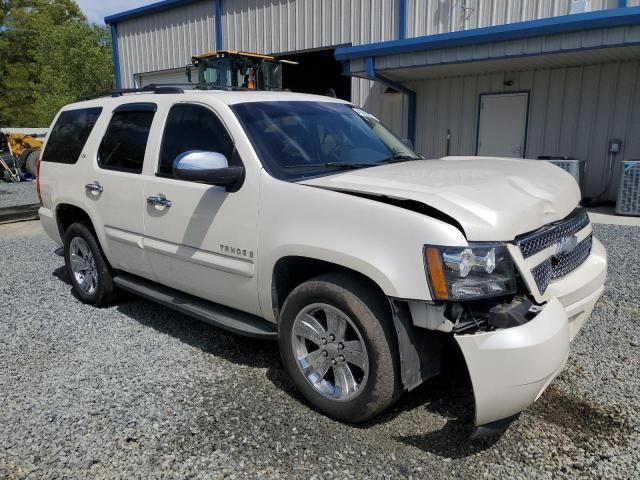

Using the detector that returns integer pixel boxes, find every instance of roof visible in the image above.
[192,50,299,64]
[335,7,640,61]
[0,128,49,136]
[104,0,204,24]
[65,90,350,110]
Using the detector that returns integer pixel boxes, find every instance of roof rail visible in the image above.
[77,84,184,102]
[77,82,268,102]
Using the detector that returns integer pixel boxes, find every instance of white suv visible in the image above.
[37,88,607,433]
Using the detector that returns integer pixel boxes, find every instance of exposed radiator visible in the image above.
[616,160,640,216]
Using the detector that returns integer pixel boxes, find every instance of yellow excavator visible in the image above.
[0,128,46,180]
[186,50,297,90]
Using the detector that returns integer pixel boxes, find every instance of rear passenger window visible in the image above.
[158,104,235,177]
[41,107,102,164]
[98,110,155,174]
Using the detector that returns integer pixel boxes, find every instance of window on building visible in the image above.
[41,107,102,164]
[98,109,155,174]
[158,104,235,177]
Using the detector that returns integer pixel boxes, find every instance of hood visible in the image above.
[299,157,581,241]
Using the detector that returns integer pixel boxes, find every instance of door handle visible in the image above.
[146,195,172,207]
[85,182,103,193]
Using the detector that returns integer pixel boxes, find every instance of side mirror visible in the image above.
[173,151,244,191]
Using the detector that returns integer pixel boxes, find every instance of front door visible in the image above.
[142,102,261,316]
[477,93,528,158]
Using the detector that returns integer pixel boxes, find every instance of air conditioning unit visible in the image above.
[616,160,640,216]
[538,157,582,190]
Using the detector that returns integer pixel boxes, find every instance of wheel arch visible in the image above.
[54,201,114,267]
[270,255,391,323]
[56,202,93,237]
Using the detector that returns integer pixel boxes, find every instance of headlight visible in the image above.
[424,243,516,300]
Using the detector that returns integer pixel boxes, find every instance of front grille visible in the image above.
[531,235,593,294]
[515,209,590,258]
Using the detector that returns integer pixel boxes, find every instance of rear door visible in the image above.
[83,102,157,279]
[142,102,261,316]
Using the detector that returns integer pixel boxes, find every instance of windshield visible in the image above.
[231,101,421,180]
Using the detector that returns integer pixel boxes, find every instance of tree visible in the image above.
[0,0,114,127]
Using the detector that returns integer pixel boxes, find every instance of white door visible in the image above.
[142,102,262,316]
[477,93,528,158]
[83,103,158,279]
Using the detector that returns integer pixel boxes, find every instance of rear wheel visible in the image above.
[17,148,34,169]
[63,222,117,306]
[279,273,401,422]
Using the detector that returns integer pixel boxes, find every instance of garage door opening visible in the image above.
[277,48,351,101]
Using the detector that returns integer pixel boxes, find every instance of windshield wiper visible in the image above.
[283,162,373,170]
[375,154,420,164]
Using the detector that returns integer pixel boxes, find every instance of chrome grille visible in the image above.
[515,209,590,258]
[532,235,593,294]
[532,259,554,295]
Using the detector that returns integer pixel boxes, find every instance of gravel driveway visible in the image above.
[1,221,638,479]
[0,182,38,209]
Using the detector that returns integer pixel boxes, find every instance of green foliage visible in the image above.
[0,0,114,127]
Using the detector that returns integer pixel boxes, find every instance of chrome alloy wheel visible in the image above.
[69,237,98,295]
[291,303,369,401]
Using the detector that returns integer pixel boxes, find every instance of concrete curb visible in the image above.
[0,204,40,225]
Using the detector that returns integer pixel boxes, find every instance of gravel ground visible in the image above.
[0,182,38,208]
[0,221,638,479]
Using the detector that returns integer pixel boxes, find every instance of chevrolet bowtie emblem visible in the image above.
[554,235,578,256]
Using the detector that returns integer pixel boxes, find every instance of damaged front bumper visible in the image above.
[455,265,605,428]
[396,237,606,431]
[456,297,569,427]
[455,236,607,428]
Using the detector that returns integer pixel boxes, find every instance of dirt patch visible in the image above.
[534,385,632,447]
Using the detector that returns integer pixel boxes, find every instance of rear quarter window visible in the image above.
[41,107,102,164]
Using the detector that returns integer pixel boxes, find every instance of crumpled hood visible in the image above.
[299,157,581,241]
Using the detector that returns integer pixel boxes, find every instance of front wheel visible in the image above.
[279,273,401,422]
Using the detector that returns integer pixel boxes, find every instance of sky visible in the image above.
[76,0,157,24]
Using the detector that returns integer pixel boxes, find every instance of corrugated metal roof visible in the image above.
[336,7,640,60]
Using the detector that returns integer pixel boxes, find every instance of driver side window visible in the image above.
[158,104,235,177]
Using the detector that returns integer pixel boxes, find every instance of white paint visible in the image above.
[301,156,581,241]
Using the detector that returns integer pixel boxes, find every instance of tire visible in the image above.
[63,222,117,306]
[25,149,40,176]
[18,148,34,169]
[279,273,401,422]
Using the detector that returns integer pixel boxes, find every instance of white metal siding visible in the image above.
[352,78,408,136]
[221,0,397,53]
[117,1,217,88]
[409,60,640,200]
[406,0,619,38]
[372,25,640,71]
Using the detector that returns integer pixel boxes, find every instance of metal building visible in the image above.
[105,0,640,201]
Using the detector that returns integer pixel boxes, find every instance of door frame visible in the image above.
[475,91,530,157]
